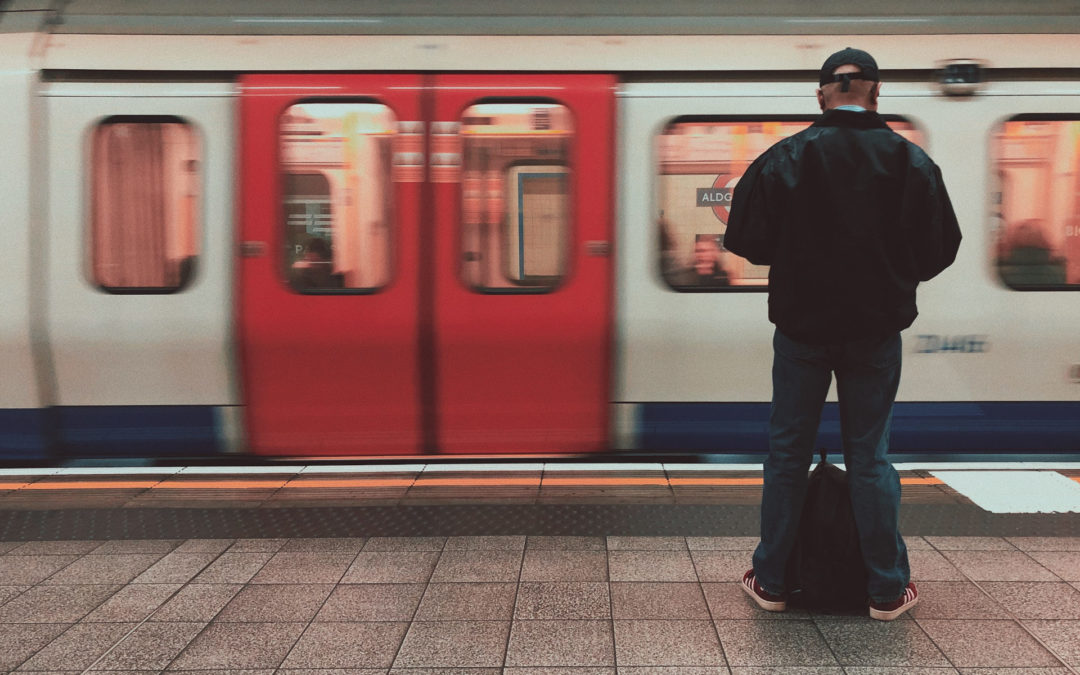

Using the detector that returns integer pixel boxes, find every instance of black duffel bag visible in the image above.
[784,449,869,611]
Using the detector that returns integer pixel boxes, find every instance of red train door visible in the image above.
[239,73,614,456]
[431,75,615,453]
[238,74,424,455]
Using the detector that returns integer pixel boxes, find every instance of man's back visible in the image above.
[726,108,960,344]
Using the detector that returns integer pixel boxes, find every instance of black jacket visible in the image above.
[724,108,961,344]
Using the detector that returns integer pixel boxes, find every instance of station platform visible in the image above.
[0,460,1078,672]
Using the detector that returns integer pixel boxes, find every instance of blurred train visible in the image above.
[2,0,1080,461]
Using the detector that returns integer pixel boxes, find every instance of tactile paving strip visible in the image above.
[0,503,1075,540]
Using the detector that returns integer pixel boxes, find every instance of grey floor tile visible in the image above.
[956,668,1072,674]
[613,619,725,667]
[362,537,446,551]
[909,581,1010,620]
[915,619,1064,667]
[390,670,497,675]
[905,537,935,551]
[980,582,1080,619]
[908,551,966,581]
[515,582,611,620]
[42,554,163,585]
[315,583,425,622]
[279,621,409,669]
[927,537,1017,551]
[0,555,79,585]
[702,583,811,620]
[610,582,710,619]
[280,537,367,553]
[444,535,526,550]
[7,541,101,555]
[506,620,615,667]
[713,619,837,667]
[686,537,760,551]
[607,537,686,551]
[690,550,751,583]
[284,670,387,675]
[1022,620,1080,666]
[173,538,234,554]
[842,665,963,669]
[16,621,137,671]
[620,668,728,674]
[0,584,29,606]
[90,621,205,670]
[392,621,510,668]
[414,582,516,620]
[149,583,242,622]
[133,552,220,584]
[191,551,273,584]
[0,583,122,623]
[90,540,182,555]
[527,536,607,551]
[214,583,333,622]
[0,541,24,554]
[83,583,183,622]
[815,617,951,667]
[167,621,306,670]
[170,670,274,675]
[940,551,1060,582]
[228,538,289,552]
[431,550,523,582]
[341,551,440,583]
[1006,537,1080,552]
[609,552,696,582]
[1027,552,1080,581]
[249,552,356,584]
[522,550,608,582]
[725,665,842,669]
[507,668,616,674]
[0,623,70,671]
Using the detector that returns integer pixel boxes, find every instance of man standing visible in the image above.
[724,48,961,621]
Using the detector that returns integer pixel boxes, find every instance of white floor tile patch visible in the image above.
[931,470,1080,513]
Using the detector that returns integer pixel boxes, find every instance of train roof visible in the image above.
[3,0,1080,35]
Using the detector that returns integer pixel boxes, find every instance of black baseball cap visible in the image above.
[819,47,879,91]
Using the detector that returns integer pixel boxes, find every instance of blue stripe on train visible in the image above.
[0,409,50,460]
[0,406,220,460]
[637,401,1080,453]
[56,406,220,457]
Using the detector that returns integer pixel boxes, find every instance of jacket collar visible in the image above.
[813,108,891,130]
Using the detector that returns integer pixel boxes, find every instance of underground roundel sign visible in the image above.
[696,175,739,223]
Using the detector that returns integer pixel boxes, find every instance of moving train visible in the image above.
[2,0,1080,461]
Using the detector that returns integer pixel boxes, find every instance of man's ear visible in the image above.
[870,82,881,105]
[816,88,826,112]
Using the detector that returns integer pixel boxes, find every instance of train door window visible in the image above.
[656,116,925,291]
[90,116,200,293]
[460,102,572,292]
[992,116,1080,289]
[280,102,395,293]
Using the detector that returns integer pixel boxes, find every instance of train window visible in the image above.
[280,102,395,293]
[90,117,200,293]
[656,116,925,292]
[992,116,1080,290]
[460,102,572,292]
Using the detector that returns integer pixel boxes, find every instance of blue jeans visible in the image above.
[752,329,910,604]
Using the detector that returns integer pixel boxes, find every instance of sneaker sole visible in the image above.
[741,577,786,612]
[869,595,918,621]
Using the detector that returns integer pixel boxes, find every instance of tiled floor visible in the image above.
[1,535,1078,673]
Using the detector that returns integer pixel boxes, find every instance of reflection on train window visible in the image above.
[656,116,925,292]
[90,117,200,293]
[992,117,1080,289]
[280,102,395,293]
[460,103,572,292]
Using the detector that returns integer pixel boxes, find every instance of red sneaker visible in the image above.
[741,569,786,612]
[869,582,918,621]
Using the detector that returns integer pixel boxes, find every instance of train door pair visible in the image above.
[238,74,615,456]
